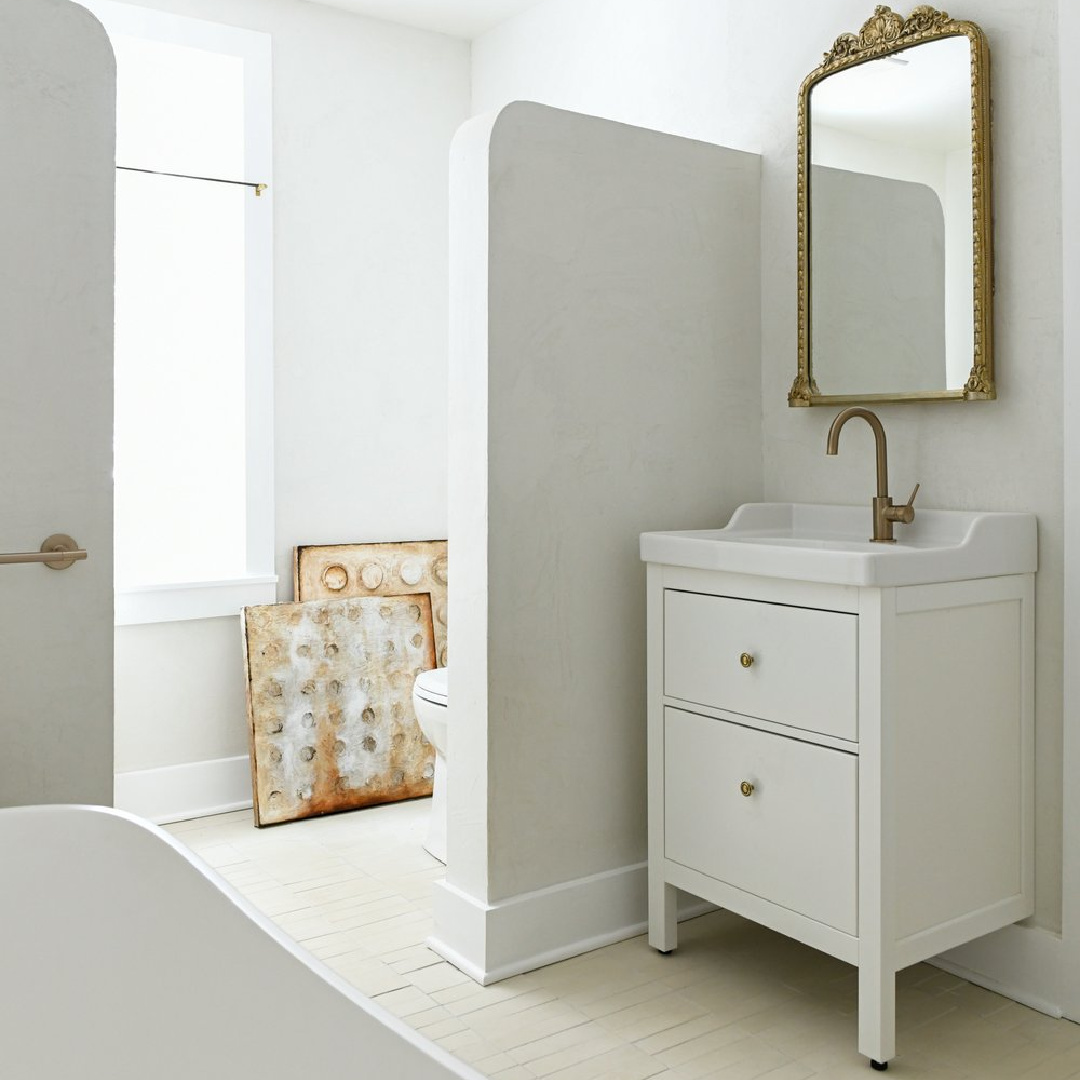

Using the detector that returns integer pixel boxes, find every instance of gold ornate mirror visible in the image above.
[789,5,993,406]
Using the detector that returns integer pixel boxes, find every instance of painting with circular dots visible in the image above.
[293,540,447,668]
[242,594,437,826]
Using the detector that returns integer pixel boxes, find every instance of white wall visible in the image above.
[116,620,246,772]
[472,0,1065,945]
[435,102,761,979]
[0,0,115,807]
[111,0,471,816]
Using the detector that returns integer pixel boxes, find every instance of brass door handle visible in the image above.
[739,652,754,668]
[740,781,755,797]
[0,534,86,570]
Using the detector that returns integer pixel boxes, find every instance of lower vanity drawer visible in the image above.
[664,707,857,934]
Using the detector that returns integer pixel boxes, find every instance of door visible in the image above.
[0,0,115,806]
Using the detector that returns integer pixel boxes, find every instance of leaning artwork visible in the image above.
[242,594,437,826]
[294,540,447,668]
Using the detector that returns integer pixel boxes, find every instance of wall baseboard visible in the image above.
[429,862,713,985]
[114,755,253,825]
[931,922,1064,1018]
[429,861,1067,1015]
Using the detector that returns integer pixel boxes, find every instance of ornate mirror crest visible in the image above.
[790,5,993,406]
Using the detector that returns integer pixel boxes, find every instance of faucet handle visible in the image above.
[886,483,919,526]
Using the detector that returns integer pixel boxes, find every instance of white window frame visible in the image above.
[83,0,276,625]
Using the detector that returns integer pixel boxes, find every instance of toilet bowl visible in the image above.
[412,666,448,863]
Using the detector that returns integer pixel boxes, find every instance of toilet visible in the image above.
[412,666,448,863]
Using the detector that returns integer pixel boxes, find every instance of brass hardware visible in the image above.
[255,184,268,197]
[0,534,87,570]
[884,482,921,528]
[740,781,755,797]
[739,652,755,668]
[826,408,918,542]
[790,5,994,407]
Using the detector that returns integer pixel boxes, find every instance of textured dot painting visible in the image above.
[293,540,448,668]
[242,594,437,826]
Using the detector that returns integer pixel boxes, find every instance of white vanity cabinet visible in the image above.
[645,561,1034,1069]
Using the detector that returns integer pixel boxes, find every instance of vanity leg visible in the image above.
[648,875,677,953]
[858,957,895,1069]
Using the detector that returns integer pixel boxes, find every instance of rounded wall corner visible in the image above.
[62,0,119,80]
[452,101,552,163]
[451,108,502,164]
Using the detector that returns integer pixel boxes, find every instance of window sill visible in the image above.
[115,575,278,626]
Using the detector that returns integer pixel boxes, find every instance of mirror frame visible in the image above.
[789,4,994,407]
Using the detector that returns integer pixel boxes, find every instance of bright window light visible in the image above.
[113,170,247,586]
[82,0,275,621]
[112,34,246,181]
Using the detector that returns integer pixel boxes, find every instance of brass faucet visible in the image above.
[825,407,919,543]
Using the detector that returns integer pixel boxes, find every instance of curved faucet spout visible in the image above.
[826,407,889,499]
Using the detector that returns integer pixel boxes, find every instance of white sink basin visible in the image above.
[640,503,1037,587]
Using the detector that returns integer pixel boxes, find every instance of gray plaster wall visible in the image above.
[811,167,947,396]
[480,103,762,898]
[0,0,115,806]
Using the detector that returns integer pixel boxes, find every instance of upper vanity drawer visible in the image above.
[664,589,858,742]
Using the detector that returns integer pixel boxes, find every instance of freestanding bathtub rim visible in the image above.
[0,802,485,1080]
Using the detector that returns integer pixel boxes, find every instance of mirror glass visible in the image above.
[791,8,993,406]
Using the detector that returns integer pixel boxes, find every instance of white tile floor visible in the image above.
[167,800,1080,1080]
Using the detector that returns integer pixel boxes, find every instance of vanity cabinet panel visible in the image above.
[892,591,1028,942]
[664,589,858,742]
[664,707,858,934]
[646,561,1034,1069]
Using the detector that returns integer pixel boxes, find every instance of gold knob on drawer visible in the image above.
[739,652,754,668]
[740,781,755,797]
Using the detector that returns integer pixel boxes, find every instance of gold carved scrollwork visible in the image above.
[788,372,814,406]
[823,5,954,66]
[791,5,995,407]
[965,364,993,397]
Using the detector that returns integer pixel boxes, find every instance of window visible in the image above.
[82,1,275,623]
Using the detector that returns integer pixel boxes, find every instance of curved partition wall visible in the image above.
[438,101,763,982]
[0,0,115,808]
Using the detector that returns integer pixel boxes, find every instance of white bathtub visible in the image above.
[0,804,483,1080]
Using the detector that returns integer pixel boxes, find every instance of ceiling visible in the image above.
[300,0,545,39]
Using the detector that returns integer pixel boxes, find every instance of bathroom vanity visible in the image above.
[642,503,1036,1069]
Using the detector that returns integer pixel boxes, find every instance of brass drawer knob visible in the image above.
[739,652,754,668]
[740,781,755,797]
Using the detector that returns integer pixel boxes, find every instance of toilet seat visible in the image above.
[414,666,448,707]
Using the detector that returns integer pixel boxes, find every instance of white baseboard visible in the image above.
[930,923,1064,1018]
[428,861,1069,1014]
[114,755,253,825]
[429,862,713,985]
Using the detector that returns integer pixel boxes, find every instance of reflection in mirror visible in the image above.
[790,7,993,406]
[812,37,971,395]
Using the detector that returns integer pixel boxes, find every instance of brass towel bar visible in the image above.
[0,535,86,570]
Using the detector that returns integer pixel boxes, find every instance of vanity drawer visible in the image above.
[664,707,857,935]
[664,589,858,742]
